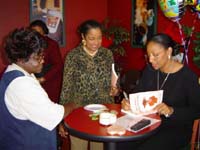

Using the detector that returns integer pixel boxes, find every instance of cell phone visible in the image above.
[130,119,151,132]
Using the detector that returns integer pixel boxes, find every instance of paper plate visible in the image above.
[84,104,107,112]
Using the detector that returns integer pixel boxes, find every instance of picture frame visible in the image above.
[30,0,65,47]
[131,0,157,48]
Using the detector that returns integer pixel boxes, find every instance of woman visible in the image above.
[59,20,116,150]
[0,28,75,150]
[30,20,63,103]
[121,33,200,150]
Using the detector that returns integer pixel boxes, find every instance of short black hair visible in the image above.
[78,19,102,37]
[30,20,49,34]
[146,33,180,56]
[3,28,47,63]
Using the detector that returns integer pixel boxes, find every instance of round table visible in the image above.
[64,104,161,150]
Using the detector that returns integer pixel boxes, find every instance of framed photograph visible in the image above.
[131,0,157,48]
[30,0,65,47]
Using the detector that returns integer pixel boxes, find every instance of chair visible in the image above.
[119,69,141,95]
[114,69,141,104]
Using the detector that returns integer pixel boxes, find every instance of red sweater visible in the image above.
[40,36,63,103]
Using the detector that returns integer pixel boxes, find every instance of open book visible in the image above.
[122,90,163,116]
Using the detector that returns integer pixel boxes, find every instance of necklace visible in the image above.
[157,71,170,90]
[83,46,97,57]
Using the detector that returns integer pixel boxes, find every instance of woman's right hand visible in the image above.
[121,98,131,110]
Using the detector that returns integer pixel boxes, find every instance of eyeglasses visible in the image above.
[31,52,45,63]
[147,51,165,61]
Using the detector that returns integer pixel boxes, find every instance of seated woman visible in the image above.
[121,33,200,150]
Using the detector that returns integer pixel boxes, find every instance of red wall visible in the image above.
[0,1,29,74]
[0,0,200,76]
[0,0,107,75]
[107,0,146,71]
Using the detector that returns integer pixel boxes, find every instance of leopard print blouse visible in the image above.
[59,45,114,106]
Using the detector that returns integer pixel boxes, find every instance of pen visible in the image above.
[123,91,129,100]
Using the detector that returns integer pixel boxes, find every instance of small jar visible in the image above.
[99,112,117,125]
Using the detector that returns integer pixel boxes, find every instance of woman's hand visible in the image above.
[110,86,120,97]
[121,98,131,111]
[154,103,174,117]
[58,123,68,138]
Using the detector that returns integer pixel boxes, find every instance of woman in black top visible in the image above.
[121,33,200,150]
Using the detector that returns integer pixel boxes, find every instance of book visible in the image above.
[122,90,163,116]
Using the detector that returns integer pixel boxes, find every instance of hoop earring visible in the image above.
[82,39,86,46]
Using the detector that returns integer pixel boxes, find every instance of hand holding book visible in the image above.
[122,90,163,116]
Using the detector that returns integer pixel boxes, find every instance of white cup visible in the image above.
[99,112,117,126]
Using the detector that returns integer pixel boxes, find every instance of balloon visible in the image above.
[197,4,200,11]
[185,0,198,5]
[185,0,200,12]
[158,0,186,22]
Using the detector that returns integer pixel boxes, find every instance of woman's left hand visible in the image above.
[121,98,131,111]
[58,123,68,138]
[154,103,174,117]
[110,86,120,97]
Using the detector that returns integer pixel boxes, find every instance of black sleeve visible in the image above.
[170,69,200,123]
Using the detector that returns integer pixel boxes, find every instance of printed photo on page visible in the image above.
[129,90,163,115]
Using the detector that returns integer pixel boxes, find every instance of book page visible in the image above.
[122,90,163,116]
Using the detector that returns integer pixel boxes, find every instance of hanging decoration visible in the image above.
[158,0,200,65]
[185,0,200,12]
[178,14,198,64]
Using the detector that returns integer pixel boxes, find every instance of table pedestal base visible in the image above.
[104,142,116,150]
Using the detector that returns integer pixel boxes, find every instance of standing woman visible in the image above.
[59,19,116,150]
[121,33,200,150]
[30,20,63,103]
[0,28,75,150]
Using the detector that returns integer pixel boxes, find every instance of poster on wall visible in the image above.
[30,0,65,47]
[131,0,157,48]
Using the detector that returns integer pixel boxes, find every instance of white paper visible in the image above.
[115,115,160,133]
[112,63,118,78]
[124,90,163,116]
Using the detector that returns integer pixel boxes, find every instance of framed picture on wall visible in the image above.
[30,0,65,47]
[131,0,157,48]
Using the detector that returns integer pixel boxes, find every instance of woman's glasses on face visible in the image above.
[147,52,164,62]
[31,52,45,63]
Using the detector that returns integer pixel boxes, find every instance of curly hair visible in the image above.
[3,28,47,63]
